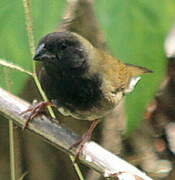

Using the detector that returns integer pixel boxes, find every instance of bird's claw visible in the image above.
[20,101,53,130]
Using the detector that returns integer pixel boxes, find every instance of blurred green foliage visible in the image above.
[0,0,175,131]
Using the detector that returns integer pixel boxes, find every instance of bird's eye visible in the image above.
[60,43,67,50]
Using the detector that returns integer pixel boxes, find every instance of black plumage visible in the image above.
[40,68,103,111]
[35,31,103,118]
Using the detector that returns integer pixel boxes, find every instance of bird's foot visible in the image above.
[20,101,54,130]
[69,119,99,162]
[70,131,92,162]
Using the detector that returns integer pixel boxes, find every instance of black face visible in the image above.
[33,31,88,75]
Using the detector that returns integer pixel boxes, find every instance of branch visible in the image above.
[0,87,152,180]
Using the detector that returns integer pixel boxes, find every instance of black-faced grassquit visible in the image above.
[25,31,152,155]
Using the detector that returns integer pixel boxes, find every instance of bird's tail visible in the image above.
[126,63,153,77]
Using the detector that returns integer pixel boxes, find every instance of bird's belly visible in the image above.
[57,91,123,120]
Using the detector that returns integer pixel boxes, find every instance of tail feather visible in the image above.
[125,63,153,77]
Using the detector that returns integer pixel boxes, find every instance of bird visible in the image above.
[24,31,152,156]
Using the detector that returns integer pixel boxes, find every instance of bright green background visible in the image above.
[1,0,175,132]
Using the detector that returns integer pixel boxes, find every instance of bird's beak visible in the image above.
[33,43,47,61]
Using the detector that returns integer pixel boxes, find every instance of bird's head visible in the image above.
[33,31,89,75]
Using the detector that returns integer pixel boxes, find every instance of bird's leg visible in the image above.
[70,119,100,161]
[20,101,55,130]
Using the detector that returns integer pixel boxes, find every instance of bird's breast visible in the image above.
[54,76,124,120]
[40,66,124,120]
[48,73,103,110]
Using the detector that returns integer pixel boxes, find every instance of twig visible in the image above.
[0,87,152,180]
[22,0,35,57]
[0,59,32,76]
[9,120,16,180]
